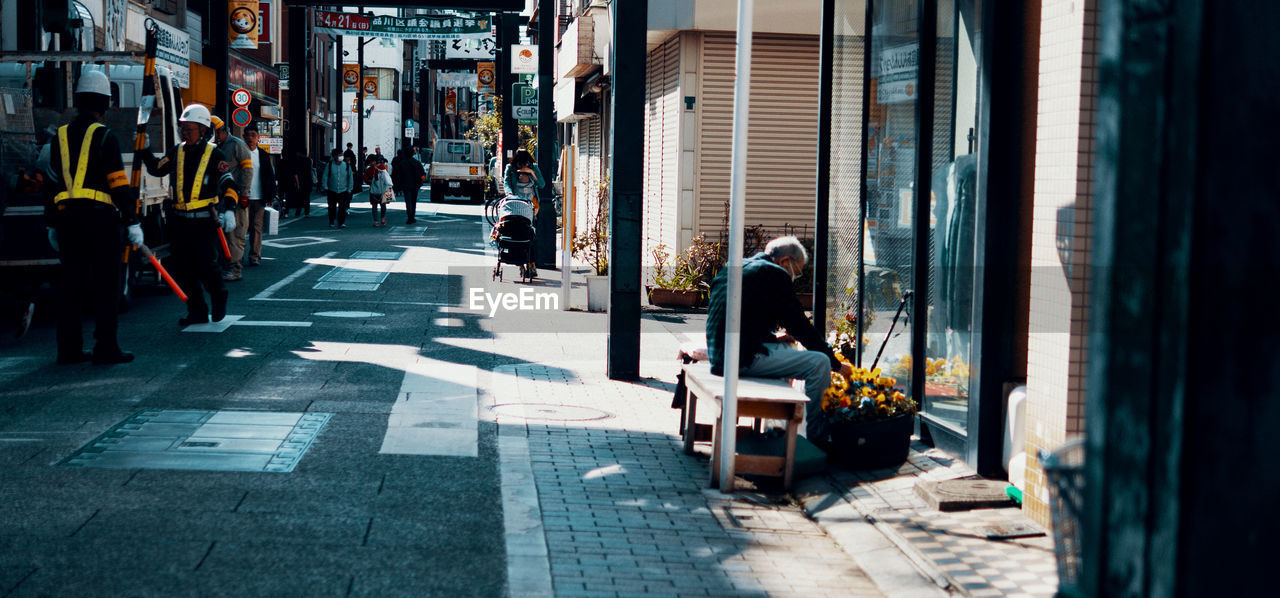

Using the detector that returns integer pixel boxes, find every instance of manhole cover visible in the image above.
[490,403,612,421]
[915,479,1016,511]
[59,409,331,473]
[313,311,385,318]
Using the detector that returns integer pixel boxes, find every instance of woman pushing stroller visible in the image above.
[498,150,545,277]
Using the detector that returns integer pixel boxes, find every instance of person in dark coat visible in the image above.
[391,148,425,224]
[706,236,853,441]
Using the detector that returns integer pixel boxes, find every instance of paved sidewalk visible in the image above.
[490,362,888,597]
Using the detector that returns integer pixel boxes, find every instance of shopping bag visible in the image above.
[265,206,279,235]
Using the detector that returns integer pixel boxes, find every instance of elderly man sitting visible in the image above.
[706,236,853,443]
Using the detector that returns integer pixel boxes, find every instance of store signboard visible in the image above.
[228,55,280,103]
[143,16,191,88]
[876,43,918,104]
[511,44,538,74]
[314,11,490,40]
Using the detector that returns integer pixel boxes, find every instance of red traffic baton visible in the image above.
[134,243,187,303]
[216,226,232,259]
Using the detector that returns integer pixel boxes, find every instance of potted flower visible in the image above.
[647,244,701,308]
[571,184,609,312]
[820,359,918,469]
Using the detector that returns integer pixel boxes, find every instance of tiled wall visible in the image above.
[1023,0,1098,529]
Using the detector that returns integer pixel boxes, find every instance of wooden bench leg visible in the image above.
[709,418,721,489]
[683,390,698,456]
[783,405,801,490]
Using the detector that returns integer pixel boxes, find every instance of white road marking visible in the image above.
[229,320,313,327]
[380,361,479,457]
[250,252,337,301]
[182,315,244,333]
[262,236,339,249]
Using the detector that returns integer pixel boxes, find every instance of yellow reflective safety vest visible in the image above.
[175,141,218,211]
[53,123,113,206]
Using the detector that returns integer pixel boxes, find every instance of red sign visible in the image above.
[232,107,252,127]
[258,2,271,44]
[232,88,252,107]
[445,88,457,114]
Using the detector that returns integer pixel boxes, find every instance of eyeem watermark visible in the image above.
[469,287,560,316]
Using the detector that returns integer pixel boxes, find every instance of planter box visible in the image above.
[586,274,609,312]
[826,414,913,469]
[647,287,700,308]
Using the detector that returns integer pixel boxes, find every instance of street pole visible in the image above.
[357,8,365,176]
[497,12,518,172]
[210,0,230,119]
[606,0,646,381]
[720,0,755,491]
[536,0,557,268]
[336,31,343,154]
[286,4,309,157]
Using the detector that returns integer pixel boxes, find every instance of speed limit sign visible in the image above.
[232,88,251,107]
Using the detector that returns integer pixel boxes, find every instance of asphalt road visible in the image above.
[0,198,517,596]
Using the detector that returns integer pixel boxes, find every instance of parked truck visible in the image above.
[0,59,182,309]
[427,139,486,203]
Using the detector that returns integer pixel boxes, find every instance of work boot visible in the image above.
[211,290,229,322]
[178,314,209,327]
[56,351,92,365]
[92,350,135,365]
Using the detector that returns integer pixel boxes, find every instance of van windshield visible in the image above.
[434,142,476,163]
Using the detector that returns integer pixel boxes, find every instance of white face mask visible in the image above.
[334,156,342,163]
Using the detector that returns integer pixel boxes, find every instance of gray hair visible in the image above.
[765,236,808,264]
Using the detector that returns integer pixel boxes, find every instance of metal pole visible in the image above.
[336,30,343,153]
[357,8,365,179]
[606,0,646,380]
[211,0,230,119]
[720,0,754,492]
[535,0,558,268]
[814,0,835,334]
[286,5,309,157]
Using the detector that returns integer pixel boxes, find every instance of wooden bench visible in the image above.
[679,362,810,490]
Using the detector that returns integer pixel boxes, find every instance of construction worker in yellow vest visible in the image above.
[43,69,141,365]
[136,104,239,326]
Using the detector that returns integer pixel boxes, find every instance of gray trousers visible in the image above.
[740,343,834,440]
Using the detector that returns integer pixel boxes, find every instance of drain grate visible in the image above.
[349,250,404,260]
[313,267,390,291]
[59,409,332,473]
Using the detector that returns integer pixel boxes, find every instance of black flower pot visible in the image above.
[826,414,913,469]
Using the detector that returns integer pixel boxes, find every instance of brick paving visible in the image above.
[491,362,884,598]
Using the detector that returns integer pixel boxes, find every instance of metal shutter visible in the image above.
[642,35,682,262]
[696,32,822,242]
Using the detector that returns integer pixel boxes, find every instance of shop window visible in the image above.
[923,0,981,432]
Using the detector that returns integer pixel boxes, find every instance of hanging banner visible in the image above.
[477,62,495,94]
[229,0,259,49]
[435,72,477,90]
[104,0,126,51]
[445,88,457,114]
[445,37,496,59]
[314,11,490,40]
[362,75,379,98]
[342,64,360,92]
[258,1,271,44]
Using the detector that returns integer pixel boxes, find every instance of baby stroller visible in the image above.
[491,196,537,282]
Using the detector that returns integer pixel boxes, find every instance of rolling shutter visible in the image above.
[696,32,822,240]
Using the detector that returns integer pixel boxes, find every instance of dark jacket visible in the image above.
[706,252,839,376]
[248,146,277,200]
[391,154,425,191]
[43,113,139,225]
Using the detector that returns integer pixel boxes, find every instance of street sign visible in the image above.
[512,82,537,124]
[276,63,290,90]
[232,88,251,108]
[342,118,350,133]
[511,44,537,74]
[231,107,252,127]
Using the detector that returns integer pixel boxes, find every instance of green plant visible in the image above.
[650,244,700,291]
[683,233,723,289]
[466,96,537,157]
[571,181,609,275]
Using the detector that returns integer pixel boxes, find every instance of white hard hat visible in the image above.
[179,104,212,128]
[75,70,111,97]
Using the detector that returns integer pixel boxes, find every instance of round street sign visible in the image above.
[232,88,252,108]
[231,107,252,128]
[342,118,350,133]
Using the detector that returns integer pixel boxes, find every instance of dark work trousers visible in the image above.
[403,186,419,222]
[169,215,226,319]
[326,191,350,226]
[289,189,310,217]
[54,207,124,357]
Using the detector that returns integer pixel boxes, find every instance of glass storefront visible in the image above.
[824,0,992,464]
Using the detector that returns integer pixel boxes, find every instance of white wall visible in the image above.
[693,0,822,35]
[337,8,404,157]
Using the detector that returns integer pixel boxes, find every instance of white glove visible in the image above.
[127,223,144,247]
[47,227,59,252]
[220,210,236,233]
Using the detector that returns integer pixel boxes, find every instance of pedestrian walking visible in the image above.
[41,70,140,364]
[392,148,425,224]
[211,116,253,282]
[136,104,239,326]
[368,157,392,227]
[321,148,353,228]
[241,126,276,267]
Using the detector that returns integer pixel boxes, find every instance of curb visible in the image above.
[796,476,957,597]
